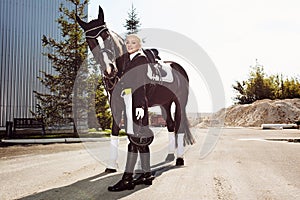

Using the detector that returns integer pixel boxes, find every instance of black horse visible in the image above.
[76,6,194,171]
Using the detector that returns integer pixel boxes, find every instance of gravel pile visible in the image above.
[198,98,300,127]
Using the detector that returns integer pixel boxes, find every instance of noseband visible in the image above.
[84,24,108,39]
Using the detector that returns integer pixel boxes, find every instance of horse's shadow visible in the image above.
[20,162,180,200]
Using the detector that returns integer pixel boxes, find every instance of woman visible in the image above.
[108,34,154,192]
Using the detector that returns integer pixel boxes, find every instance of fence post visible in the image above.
[295,120,300,130]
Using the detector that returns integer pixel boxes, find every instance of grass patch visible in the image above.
[1,129,127,139]
[7,132,78,139]
[88,129,127,137]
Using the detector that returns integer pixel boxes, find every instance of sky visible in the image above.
[88,0,300,113]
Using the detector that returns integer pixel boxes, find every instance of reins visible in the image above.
[103,76,120,91]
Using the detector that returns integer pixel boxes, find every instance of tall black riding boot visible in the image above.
[108,143,138,192]
[133,171,154,185]
[133,146,155,185]
[108,172,134,192]
[125,143,138,173]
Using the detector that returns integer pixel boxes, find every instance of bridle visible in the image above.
[84,24,108,39]
[85,24,117,68]
[84,24,120,92]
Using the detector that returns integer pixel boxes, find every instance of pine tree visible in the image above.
[124,4,141,34]
[86,70,112,130]
[33,0,88,127]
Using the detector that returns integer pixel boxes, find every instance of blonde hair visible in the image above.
[125,34,142,45]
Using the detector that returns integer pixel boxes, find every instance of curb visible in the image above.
[1,137,128,144]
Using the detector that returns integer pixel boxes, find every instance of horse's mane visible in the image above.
[109,30,126,59]
[108,31,128,77]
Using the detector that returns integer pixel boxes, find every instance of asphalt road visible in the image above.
[1,127,300,200]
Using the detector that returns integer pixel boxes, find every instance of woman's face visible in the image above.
[125,36,141,54]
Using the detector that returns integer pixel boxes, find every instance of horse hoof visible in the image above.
[105,168,117,173]
[175,158,184,166]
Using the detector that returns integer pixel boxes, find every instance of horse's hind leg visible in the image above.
[161,103,176,162]
[161,103,175,132]
[173,99,187,166]
[105,119,120,173]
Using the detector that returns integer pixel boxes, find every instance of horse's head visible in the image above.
[76,6,119,79]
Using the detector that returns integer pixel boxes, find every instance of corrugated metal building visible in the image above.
[0,0,82,127]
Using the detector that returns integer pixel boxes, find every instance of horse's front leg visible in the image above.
[105,98,123,173]
[111,114,121,137]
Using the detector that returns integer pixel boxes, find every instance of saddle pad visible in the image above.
[147,62,174,83]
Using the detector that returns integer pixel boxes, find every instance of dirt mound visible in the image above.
[199,98,300,127]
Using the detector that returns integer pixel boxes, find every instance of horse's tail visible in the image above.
[169,61,195,146]
[174,97,195,146]
[181,110,195,146]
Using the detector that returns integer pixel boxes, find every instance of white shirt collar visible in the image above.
[129,49,143,60]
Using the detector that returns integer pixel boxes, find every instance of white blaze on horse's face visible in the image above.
[96,37,115,75]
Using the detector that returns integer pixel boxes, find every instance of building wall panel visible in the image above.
[0,0,78,126]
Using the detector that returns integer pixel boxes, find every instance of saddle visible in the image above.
[143,49,173,83]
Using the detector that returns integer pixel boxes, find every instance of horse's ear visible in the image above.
[98,6,104,22]
[76,15,87,30]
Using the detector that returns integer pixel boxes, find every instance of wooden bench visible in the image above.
[13,118,45,136]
